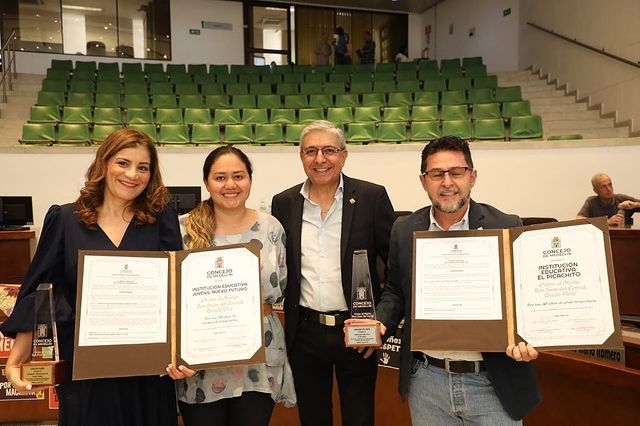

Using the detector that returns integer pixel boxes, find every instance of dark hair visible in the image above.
[420,136,474,173]
[336,27,344,35]
[75,128,169,226]
[185,146,253,249]
[202,146,253,181]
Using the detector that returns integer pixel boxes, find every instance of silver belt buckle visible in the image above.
[319,313,336,326]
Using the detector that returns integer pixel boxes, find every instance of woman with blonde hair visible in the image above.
[167,146,295,426]
[1,129,182,425]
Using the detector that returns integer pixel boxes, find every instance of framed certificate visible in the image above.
[411,217,623,352]
[73,243,265,380]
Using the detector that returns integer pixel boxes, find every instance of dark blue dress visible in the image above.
[0,203,182,426]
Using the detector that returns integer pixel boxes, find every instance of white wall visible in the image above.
[416,0,520,72]
[2,141,639,238]
[14,0,244,75]
[521,0,640,133]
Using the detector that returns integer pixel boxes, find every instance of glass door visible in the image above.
[246,4,291,65]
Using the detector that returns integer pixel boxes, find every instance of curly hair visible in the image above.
[185,146,253,249]
[75,129,170,226]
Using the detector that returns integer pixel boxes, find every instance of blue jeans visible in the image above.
[408,357,521,426]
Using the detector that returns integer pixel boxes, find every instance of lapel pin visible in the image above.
[349,198,356,205]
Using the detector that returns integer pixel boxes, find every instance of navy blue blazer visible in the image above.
[272,174,395,352]
[376,200,541,420]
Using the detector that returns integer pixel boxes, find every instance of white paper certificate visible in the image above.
[180,247,262,365]
[78,255,169,347]
[513,224,614,346]
[415,236,502,320]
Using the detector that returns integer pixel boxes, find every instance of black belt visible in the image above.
[414,352,486,374]
[300,306,349,327]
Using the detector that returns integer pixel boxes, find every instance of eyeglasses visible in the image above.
[302,146,344,158]
[422,166,471,181]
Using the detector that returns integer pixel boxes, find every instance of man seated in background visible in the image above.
[576,173,640,226]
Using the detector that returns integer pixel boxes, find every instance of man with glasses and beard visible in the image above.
[368,136,541,425]
[272,120,394,426]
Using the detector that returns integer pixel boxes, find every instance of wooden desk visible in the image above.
[0,230,35,284]
[609,226,640,315]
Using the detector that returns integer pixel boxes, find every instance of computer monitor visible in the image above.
[0,196,34,230]
[167,187,201,215]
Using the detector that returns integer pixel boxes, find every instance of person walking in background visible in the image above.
[167,146,296,426]
[357,31,376,64]
[315,33,332,65]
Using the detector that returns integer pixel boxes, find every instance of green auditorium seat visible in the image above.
[418,60,438,73]
[71,69,95,81]
[209,65,229,76]
[240,74,261,85]
[509,115,543,139]
[354,63,374,74]
[159,124,190,144]
[46,68,71,81]
[250,83,273,95]
[202,83,224,95]
[397,62,417,72]
[372,72,395,81]
[323,82,346,95]
[354,106,381,122]
[468,88,494,104]
[361,93,385,107]
[334,64,353,74]
[179,94,205,108]
[309,94,333,109]
[376,63,396,73]
[29,105,60,123]
[204,94,230,109]
[122,63,142,74]
[51,59,73,71]
[423,79,447,92]
[37,91,65,107]
[175,83,199,96]
[300,83,323,95]
[127,124,158,142]
[440,90,467,105]
[41,79,68,92]
[149,82,173,95]
[75,61,97,72]
[62,106,92,124]
[396,80,419,93]
[95,93,122,108]
[92,124,123,144]
[419,69,440,81]
[270,108,297,125]
[144,63,164,73]
[410,121,440,141]
[213,108,241,125]
[277,83,299,96]
[184,108,212,125]
[93,107,122,125]
[313,65,332,74]
[413,91,439,106]
[155,108,183,124]
[372,81,395,93]
[123,73,145,83]
[284,73,304,84]
[396,70,417,81]
[350,73,372,83]
[57,123,91,144]
[96,81,121,94]
[191,123,221,144]
[147,72,169,83]
[326,107,353,124]
[472,103,501,119]
[462,56,483,68]
[387,92,413,107]
[284,94,309,109]
[502,100,532,118]
[284,123,306,143]
[242,108,269,124]
[474,118,505,140]
[464,65,487,78]
[223,124,253,144]
[254,123,284,144]
[411,105,439,122]
[495,86,522,103]
[167,64,187,74]
[334,94,359,108]
[126,108,154,124]
[98,62,119,74]
[330,73,350,84]
[447,77,472,91]
[262,74,283,85]
[377,122,407,143]
[20,123,55,145]
[298,108,325,123]
[66,92,94,107]
[442,119,473,139]
[473,75,498,89]
[226,83,249,96]
[382,106,410,122]
[441,68,463,79]
[123,82,148,95]
[257,94,282,110]
[231,94,256,109]
[151,94,178,108]
[440,58,461,71]
[441,104,469,121]
[122,94,149,109]
[346,122,376,144]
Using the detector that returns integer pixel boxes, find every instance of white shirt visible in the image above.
[299,176,349,312]
[424,205,484,362]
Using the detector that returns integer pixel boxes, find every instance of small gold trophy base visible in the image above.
[21,360,66,386]
[345,322,382,348]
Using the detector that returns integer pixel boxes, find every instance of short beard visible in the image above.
[433,197,466,214]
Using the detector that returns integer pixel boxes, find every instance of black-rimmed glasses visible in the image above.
[422,166,471,181]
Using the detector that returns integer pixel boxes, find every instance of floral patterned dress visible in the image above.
[177,211,296,407]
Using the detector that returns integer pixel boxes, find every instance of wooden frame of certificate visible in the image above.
[411,217,623,352]
[73,243,265,380]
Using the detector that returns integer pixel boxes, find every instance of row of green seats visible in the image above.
[35,88,522,110]
[30,103,533,126]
